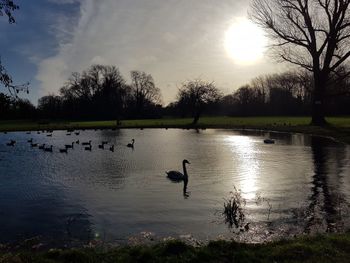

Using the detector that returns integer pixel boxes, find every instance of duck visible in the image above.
[109,145,114,152]
[98,144,104,149]
[27,138,33,143]
[65,142,74,149]
[127,139,135,148]
[59,148,68,153]
[30,143,38,147]
[166,159,190,193]
[102,141,108,145]
[74,132,80,135]
[82,140,91,146]
[47,134,52,137]
[75,140,80,144]
[66,133,71,136]
[44,145,53,152]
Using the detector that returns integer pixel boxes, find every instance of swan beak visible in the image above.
[188,161,191,164]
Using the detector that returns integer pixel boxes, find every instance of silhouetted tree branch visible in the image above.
[250,0,350,125]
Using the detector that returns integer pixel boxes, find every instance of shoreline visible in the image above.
[0,117,349,144]
[1,232,350,262]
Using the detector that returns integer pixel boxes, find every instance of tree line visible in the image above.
[1,64,349,123]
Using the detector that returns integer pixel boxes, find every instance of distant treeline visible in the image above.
[1,64,350,121]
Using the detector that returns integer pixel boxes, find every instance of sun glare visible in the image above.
[224,18,267,65]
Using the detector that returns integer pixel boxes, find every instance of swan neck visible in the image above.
[182,162,188,177]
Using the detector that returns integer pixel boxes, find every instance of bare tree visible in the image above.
[0,1,29,97]
[177,80,222,124]
[250,0,350,125]
[130,71,161,116]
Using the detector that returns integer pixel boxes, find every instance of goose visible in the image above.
[109,145,114,152]
[59,148,68,153]
[65,142,74,149]
[166,159,190,193]
[38,144,45,150]
[85,145,92,151]
[44,145,53,152]
[127,139,135,148]
[82,140,91,146]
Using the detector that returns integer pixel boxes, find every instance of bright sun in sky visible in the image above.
[225,18,267,65]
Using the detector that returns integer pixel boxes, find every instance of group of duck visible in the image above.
[5,130,136,154]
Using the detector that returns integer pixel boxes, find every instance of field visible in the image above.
[1,116,350,143]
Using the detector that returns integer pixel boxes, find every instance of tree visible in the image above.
[0,0,18,24]
[0,0,28,96]
[176,80,222,124]
[130,71,161,117]
[250,0,350,125]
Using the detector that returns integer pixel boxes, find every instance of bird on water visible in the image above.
[127,139,135,148]
[166,159,191,195]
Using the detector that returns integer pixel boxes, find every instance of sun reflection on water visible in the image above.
[225,136,259,200]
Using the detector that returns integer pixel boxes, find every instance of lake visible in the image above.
[0,129,349,245]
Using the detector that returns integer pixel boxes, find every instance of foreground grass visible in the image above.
[1,233,350,263]
[0,116,349,143]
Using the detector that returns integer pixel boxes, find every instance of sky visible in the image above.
[0,0,284,105]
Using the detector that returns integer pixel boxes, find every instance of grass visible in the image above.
[1,233,350,262]
[1,116,349,143]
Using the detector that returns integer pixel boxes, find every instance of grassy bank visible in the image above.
[1,233,350,262]
[0,116,350,143]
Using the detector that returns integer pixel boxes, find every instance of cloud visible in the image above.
[36,0,279,103]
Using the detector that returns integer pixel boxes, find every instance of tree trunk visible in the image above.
[311,73,327,126]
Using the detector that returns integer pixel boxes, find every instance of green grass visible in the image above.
[1,116,350,143]
[1,233,350,262]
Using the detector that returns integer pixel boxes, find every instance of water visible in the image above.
[0,129,349,244]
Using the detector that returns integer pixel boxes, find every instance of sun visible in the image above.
[224,18,267,65]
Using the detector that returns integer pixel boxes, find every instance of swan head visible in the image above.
[183,159,190,165]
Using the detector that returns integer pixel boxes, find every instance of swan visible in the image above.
[166,159,190,193]
[127,139,135,148]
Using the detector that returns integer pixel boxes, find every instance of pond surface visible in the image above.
[0,129,349,244]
